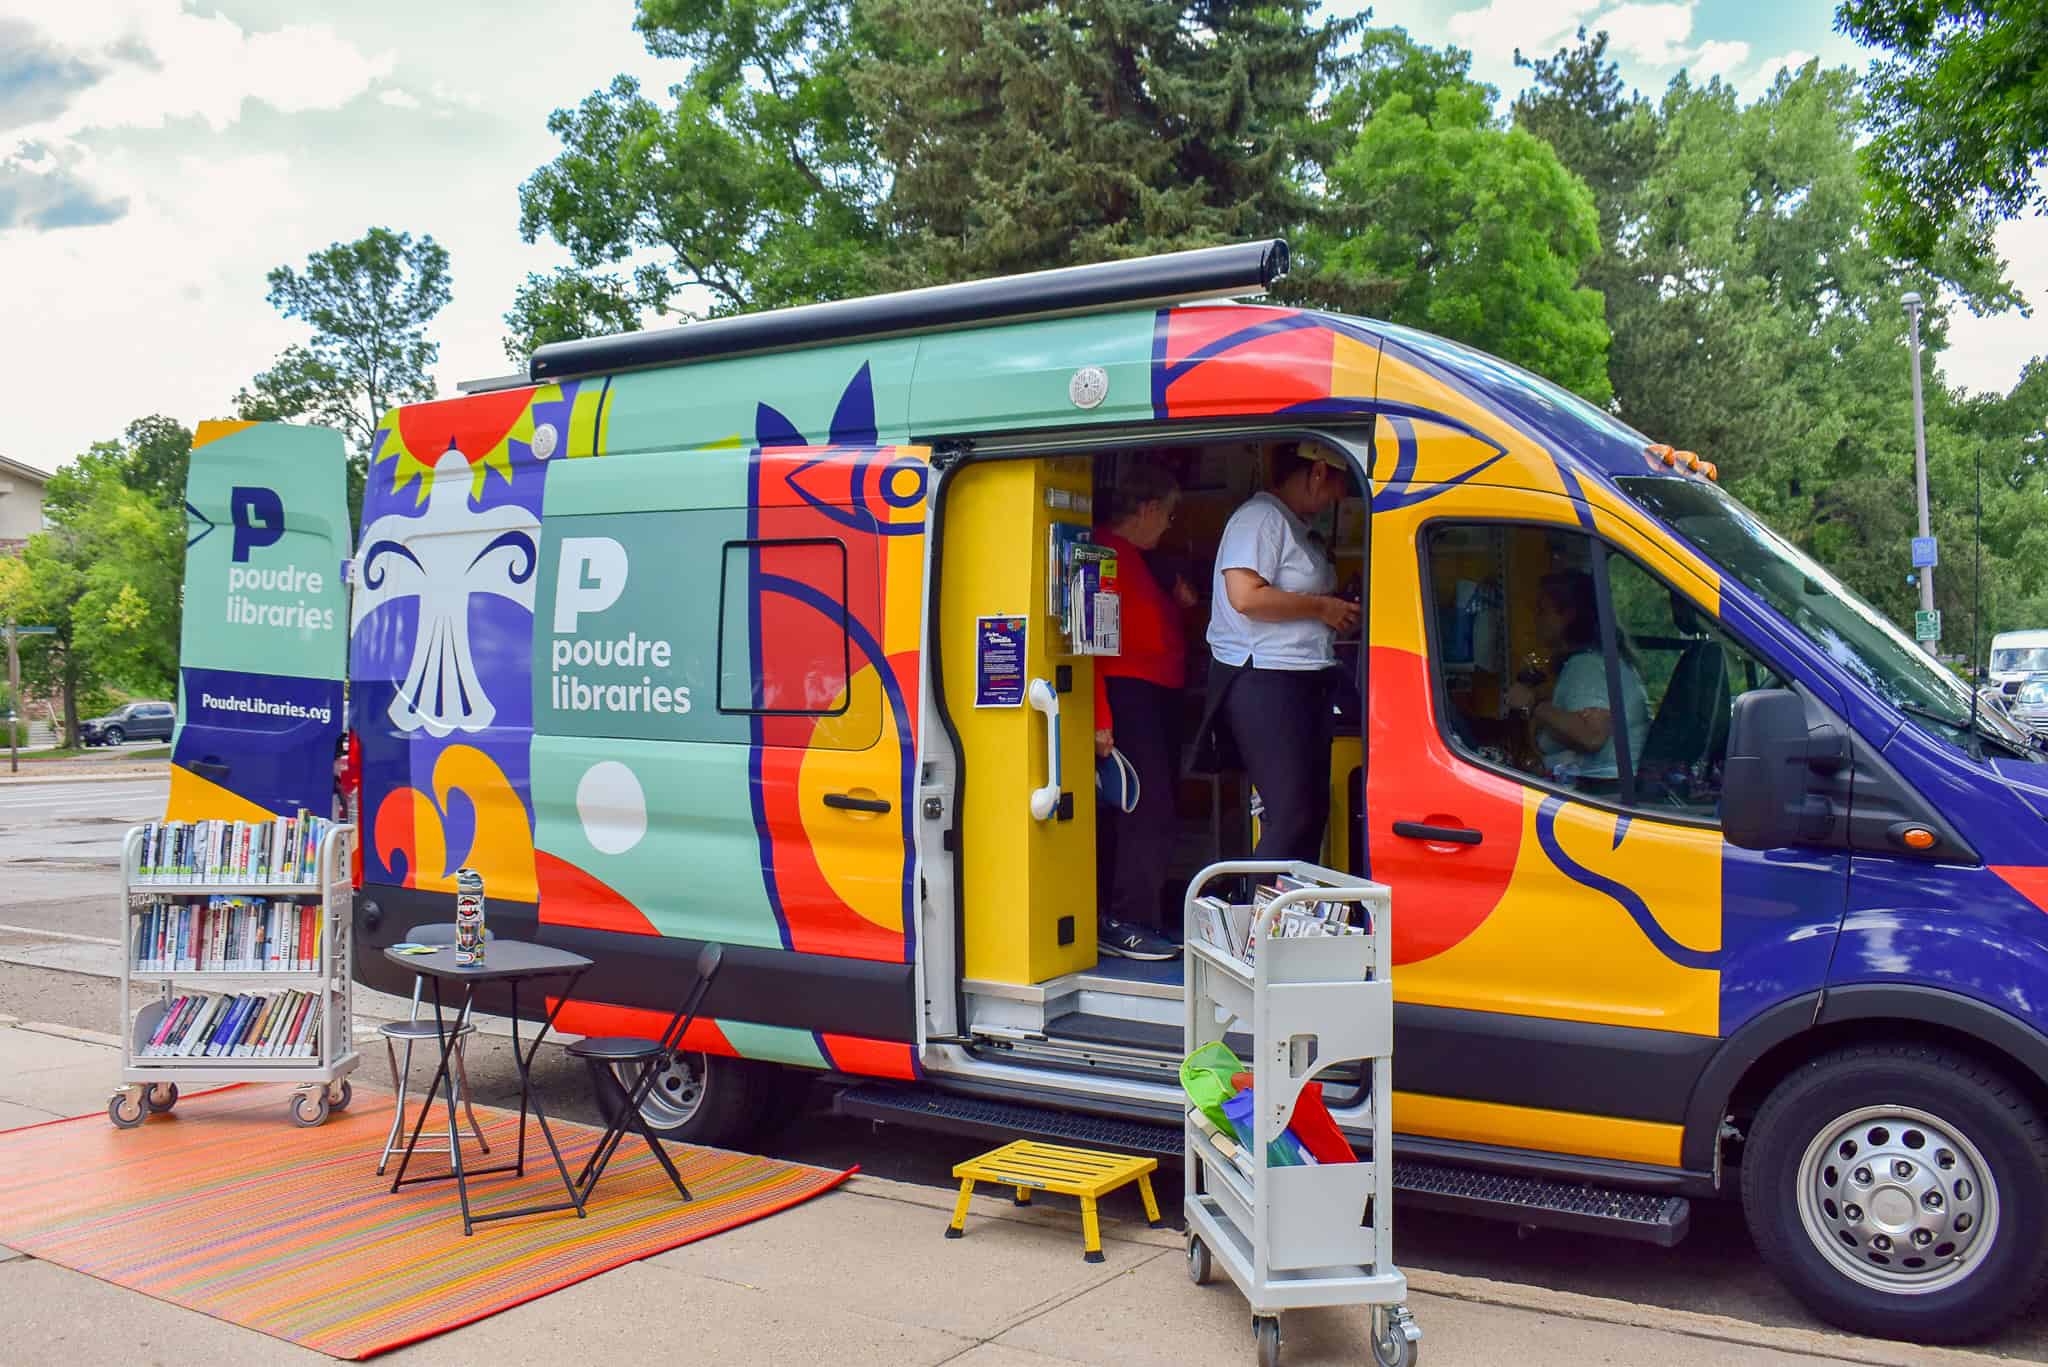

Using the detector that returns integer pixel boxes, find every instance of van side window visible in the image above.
[1601,550,1786,820]
[1425,522,1784,822]
[717,539,852,715]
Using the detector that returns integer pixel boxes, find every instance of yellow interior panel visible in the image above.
[941,458,1100,984]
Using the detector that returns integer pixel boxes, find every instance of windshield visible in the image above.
[1616,477,2029,755]
[1993,647,2048,674]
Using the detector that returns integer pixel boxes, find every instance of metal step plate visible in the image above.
[839,1083,1693,1244]
[1392,1159,1692,1247]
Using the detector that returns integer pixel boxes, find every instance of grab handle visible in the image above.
[1027,677,1062,821]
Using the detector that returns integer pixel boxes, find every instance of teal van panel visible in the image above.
[530,734,784,948]
[533,504,751,745]
[542,448,754,518]
[907,308,1160,435]
[600,339,920,455]
[717,1019,832,1068]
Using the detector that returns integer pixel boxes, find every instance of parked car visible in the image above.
[80,700,176,746]
[2010,676,2048,737]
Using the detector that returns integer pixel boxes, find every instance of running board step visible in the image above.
[838,1083,1184,1157]
[1392,1160,1691,1247]
[839,1084,1691,1245]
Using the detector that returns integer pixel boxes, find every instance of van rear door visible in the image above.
[169,420,349,820]
[530,443,929,1072]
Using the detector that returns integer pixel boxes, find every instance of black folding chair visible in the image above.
[568,942,723,1201]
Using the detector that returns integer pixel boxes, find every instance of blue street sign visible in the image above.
[1912,536,1938,568]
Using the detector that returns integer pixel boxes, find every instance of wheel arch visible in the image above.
[1684,987,2048,1175]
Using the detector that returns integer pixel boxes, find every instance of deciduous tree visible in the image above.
[237,227,452,519]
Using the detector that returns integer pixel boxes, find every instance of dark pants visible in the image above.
[1223,666,1334,863]
[1097,677,1180,933]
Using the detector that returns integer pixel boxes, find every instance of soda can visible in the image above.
[455,867,486,966]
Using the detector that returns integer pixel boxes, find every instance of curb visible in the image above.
[0,768,170,787]
[16,1021,121,1048]
[1404,1268,2011,1366]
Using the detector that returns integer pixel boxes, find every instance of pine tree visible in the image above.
[849,0,1361,283]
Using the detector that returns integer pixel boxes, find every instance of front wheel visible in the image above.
[1742,1042,2048,1342]
[104,726,124,746]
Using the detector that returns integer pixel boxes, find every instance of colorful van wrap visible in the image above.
[170,420,348,822]
[336,299,2048,1173]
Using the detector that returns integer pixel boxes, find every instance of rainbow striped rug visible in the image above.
[0,1084,852,1358]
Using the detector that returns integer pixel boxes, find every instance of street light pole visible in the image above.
[1903,291,1936,657]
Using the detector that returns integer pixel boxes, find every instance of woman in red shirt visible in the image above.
[1093,459,1196,960]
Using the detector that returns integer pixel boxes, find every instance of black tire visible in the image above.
[1741,1042,2048,1342]
[105,726,124,746]
[593,1049,775,1150]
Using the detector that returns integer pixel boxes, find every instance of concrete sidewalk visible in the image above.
[0,1017,2005,1367]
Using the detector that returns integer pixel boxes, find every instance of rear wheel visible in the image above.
[1741,1042,2048,1342]
[594,1049,775,1149]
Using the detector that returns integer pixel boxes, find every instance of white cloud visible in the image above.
[378,88,422,110]
[1445,0,1599,72]
[1689,39,1751,80]
[0,1,393,139]
[1597,3,1695,66]
[1941,202,2048,396]
[1756,49,1817,82]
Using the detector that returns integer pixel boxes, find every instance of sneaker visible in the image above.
[1099,919,1180,961]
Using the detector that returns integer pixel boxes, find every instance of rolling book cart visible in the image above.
[109,819,359,1128]
[1182,860,1419,1367]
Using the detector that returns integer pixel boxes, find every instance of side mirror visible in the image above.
[1723,688,1838,850]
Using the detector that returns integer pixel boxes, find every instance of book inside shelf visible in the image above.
[137,988,323,1059]
[133,896,325,973]
[132,812,334,886]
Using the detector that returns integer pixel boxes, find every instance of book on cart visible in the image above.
[113,820,357,1129]
[130,813,334,887]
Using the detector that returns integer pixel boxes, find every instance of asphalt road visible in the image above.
[4,772,2045,1358]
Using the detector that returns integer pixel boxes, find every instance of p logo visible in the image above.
[553,537,628,632]
[230,486,285,563]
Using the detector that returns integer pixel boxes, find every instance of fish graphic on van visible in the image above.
[351,446,540,737]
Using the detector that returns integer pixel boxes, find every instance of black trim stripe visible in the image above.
[1398,1002,1718,1124]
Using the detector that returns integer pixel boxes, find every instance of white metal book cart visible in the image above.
[1182,860,1419,1367]
[110,822,359,1128]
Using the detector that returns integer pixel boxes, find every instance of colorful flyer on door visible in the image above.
[975,615,1028,707]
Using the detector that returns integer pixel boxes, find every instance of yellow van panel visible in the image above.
[1394,1091,1683,1167]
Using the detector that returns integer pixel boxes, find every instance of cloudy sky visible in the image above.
[1,0,2040,474]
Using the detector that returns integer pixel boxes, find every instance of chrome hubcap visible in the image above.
[629,1050,706,1130]
[1796,1104,1996,1294]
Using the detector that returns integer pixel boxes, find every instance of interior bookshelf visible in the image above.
[109,816,359,1129]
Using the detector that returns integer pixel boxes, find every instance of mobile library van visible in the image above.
[170,241,2048,1343]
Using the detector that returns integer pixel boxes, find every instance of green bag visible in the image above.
[1180,1040,1244,1134]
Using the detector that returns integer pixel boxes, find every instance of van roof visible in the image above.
[1992,630,2048,648]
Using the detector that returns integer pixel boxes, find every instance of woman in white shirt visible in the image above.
[1503,571,1649,789]
[1201,441,1359,861]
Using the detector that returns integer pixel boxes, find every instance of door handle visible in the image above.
[823,792,891,814]
[1392,820,1483,846]
[1027,677,1063,821]
[190,760,230,783]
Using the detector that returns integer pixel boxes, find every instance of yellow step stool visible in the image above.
[946,1139,1163,1263]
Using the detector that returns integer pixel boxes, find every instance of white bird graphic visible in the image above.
[351,447,539,737]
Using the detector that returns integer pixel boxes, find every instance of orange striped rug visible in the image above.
[0,1084,852,1358]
